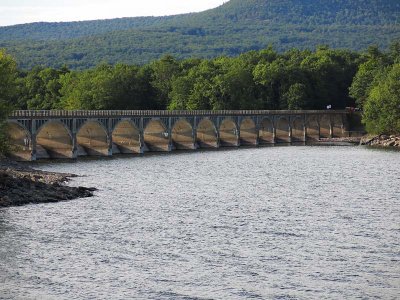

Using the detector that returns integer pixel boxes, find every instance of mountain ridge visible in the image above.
[1,0,399,69]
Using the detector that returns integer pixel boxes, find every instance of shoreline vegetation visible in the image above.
[0,158,96,208]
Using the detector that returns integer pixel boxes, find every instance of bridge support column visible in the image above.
[216,132,221,148]
[192,127,199,149]
[107,119,113,156]
[236,128,240,147]
[192,116,199,149]
[139,117,146,154]
[318,122,321,140]
[272,126,276,144]
[71,119,78,159]
[71,134,78,159]
[255,124,260,146]
[31,120,37,161]
[167,117,173,151]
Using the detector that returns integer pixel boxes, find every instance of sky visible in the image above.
[0,0,228,26]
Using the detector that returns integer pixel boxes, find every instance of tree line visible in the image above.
[0,45,365,111]
[0,42,399,155]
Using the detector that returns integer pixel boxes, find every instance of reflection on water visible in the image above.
[0,146,399,299]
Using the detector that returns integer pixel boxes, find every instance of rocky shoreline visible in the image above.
[360,134,400,148]
[0,159,96,208]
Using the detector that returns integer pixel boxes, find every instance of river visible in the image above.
[0,146,399,299]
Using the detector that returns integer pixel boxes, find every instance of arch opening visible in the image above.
[196,119,218,148]
[112,120,141,154]
[77,121,109,156]
[219,119,239,147]
[143,119,169,151]
[240,118,257,146]
[7,122,32,160]
[172,119,195,150]
[259,118,274,144]
[319,115,331,138]
[292,117,305,142]
[36,121,74,159]
[276,118,290,143]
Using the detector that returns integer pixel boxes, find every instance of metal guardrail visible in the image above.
[9,110,349,119]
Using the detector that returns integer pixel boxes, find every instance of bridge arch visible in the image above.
[306,115,320,141]
[319,115,331,138]
[275,117,290,143]
[36,120,74,159]
[196,118,218,148]
[240,118,257,146]
[171,119,195,150]
[77,120,109,156]
[259,118,274,144]
[144,119,169,151]
[219,118,239,147]
[7,122,31,149]
[291,117,305,142]
[112,120,141,154]
[7,122,32,160]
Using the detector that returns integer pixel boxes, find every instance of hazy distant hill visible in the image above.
[1,0,399,69]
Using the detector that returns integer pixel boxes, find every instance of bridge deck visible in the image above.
[10,110,348,119]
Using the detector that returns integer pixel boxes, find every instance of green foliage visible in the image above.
[0,0,398,69]
[0,100,11,155]
[0,49,18,102]
[349,42,399,108]
[1,45,366,112]
[0,49,18,154]
[363,64,400,134]
[169,60,219,110]
[150,55,181,109]
[349,41,400,134]
[283,83,309,110]
[59,64,157,110]
[16,66,70,109]
[349,60,383,108]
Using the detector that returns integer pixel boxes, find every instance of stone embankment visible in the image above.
[360,135,400,148]
[0,159,96,207]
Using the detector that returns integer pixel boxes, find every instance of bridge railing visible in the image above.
[9,109,349,119]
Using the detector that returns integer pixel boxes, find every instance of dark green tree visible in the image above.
[150,55,181,109]
[0,49,18,154]
[17,66,69,110]
[363,63,400,134]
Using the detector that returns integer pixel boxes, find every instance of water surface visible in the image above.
[1,146,399,299]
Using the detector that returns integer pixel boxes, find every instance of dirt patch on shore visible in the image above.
[0,159,96,208]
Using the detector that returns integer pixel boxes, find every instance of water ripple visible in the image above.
[0,146,399,299]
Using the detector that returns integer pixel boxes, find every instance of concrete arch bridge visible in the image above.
[7,110,350,161]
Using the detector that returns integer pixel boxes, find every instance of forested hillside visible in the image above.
[0,0,399,69]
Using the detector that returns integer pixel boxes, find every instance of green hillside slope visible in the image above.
[0,0,399,69]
